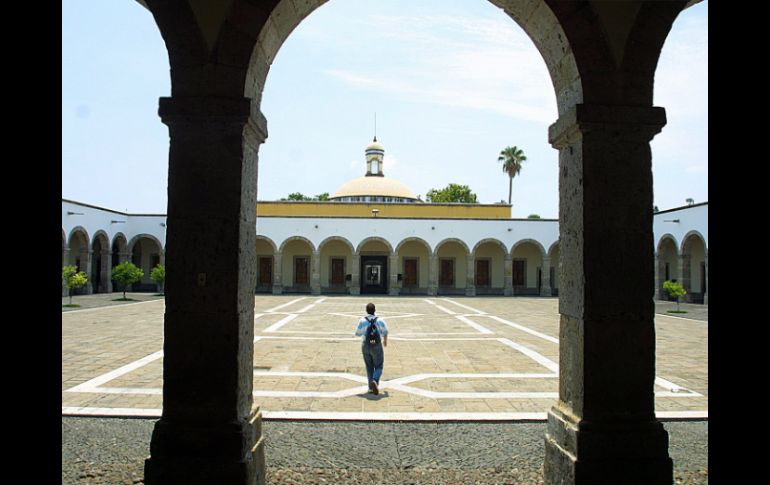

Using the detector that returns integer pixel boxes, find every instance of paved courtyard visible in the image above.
[62,294,707,421]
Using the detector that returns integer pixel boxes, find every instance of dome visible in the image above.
[330,176,418,200]
[366,140,385,152]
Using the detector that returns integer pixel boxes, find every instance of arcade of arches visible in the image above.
[99,1,708,484]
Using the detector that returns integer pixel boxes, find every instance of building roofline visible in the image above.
[654,201,708,215]
[62,198,166,217]
[255,215,558,222]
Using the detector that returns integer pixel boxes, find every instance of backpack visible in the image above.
[365,316,381,346]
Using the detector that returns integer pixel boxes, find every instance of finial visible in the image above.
[374,112,377,142]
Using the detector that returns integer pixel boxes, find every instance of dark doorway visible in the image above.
[257,257,272,292]
[361,256,387,294]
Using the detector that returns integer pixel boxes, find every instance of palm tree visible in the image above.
[498,146,527,205]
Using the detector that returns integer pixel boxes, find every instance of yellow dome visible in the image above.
[330,176,417,200]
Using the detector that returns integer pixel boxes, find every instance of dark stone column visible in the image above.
[144,96,267,485]
[544,104,673,485]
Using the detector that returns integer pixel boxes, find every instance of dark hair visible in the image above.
[366,303,375,315]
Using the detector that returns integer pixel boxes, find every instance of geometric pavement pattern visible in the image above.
[62,296,707,421]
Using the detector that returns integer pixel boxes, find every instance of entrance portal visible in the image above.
[361,256,387,294]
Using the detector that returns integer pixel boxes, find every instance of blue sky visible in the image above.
[62,0,707,218]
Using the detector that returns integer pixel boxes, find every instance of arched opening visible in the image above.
[547,241,560,297]
[135,1,701,483]
[681,232,707,304]
[435,239,470,295]
[357,237,392,295]
[91,231,111,293]
[255,236,278,293]
[279,237,315,294]
[128,235,163,292]
[656,235,680,301]
[67,227,91,295]
[511,240,545,296]
[111,233,127,293]
[472,239,508,295]
[395,238,431,295]
[318,237,355,294]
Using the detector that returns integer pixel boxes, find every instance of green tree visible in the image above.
[315,192,330,201]
[62,265,88,305]
[527,214,541,219]
[112,261,144,300]
[282,192,311,201]
[150,264,166,295]
[425,183,478,203]
[663,280,687,312]
[498,146,527,205]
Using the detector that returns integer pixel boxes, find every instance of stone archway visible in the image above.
[318,236,355,294]
[656,234,679,301]
[255,236,278,293]
[395,237,432,295]
[511,239,547,296]
[91,231,112,293]
[547,241,560,297]
[127,234,164,292]
[140,1,691,483]
[67,227,92,295]
[472,238,508,296]
[278,236,316,294]
[680,231,707,304]
[111,233,128,293]
[434,238,471,296]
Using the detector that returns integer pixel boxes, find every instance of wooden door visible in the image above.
[475,259,490,287]
[512,260,525,286]
[331,258,345,285]
[294,257,308,286]
[404,259,418,286]
[439,259,454,286]
[259,257,272,285]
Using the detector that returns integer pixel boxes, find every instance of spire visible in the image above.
[374,112,377,142]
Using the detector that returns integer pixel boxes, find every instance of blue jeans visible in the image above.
[361,342,384,384]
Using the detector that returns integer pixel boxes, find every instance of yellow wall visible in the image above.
[257,201,511,219]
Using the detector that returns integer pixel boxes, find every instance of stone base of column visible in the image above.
[544,405,672,485]
[427,286,437,296]
[349,286,360,296]
[703,292,708,305]
[311,285,321,296]
[272,285,283,295]
[145,407,266,485]
[465,287,476,297]
[504,287,513,297]
[388,287,400,296]
[540,286,552,297]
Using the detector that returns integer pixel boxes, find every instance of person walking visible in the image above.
[355,302,389,395]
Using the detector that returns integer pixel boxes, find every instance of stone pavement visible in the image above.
[62,293,707,421]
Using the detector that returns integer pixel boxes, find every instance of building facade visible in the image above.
[62,197,707,304]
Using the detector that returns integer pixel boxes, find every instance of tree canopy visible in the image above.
[425,183,478,203]
[112,261,144,300]
[281,192,330,201]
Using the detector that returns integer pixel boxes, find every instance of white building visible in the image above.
[62,140,707,303]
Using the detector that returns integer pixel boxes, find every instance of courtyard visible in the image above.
[62,294,707,421]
